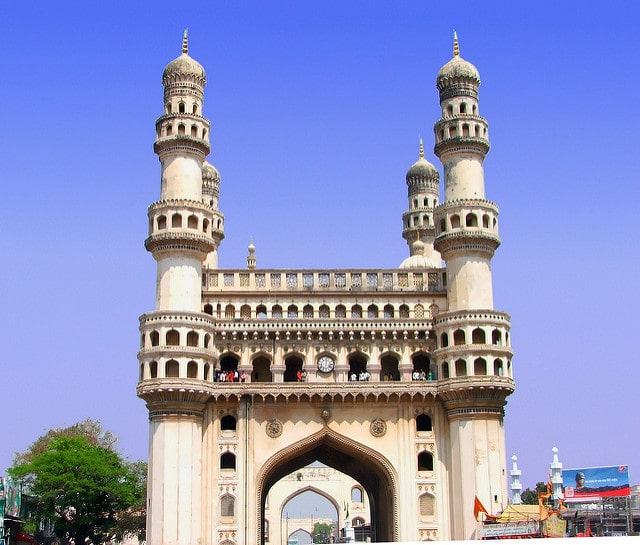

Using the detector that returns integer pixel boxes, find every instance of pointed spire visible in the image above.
[182,29,189,55]
[419,137,425,159]
[453,30,459,57]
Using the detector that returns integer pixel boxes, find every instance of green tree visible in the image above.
[312,522,332,544]
[10,426,145,545]
[521,481,548,505]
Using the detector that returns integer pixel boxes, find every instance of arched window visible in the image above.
[472,328,486,344]
[220,494,235,518]
[453,329,466,345]
[171,213,182,228]
[440,332,449,348]
[466,213,478,227]
[204,303,213,315]
[203,218,209,233]
[139,363,144,381]
[187,214,198,229]
[450,214,461,229]
[157,215,167,230]
[441,361,450,379]
[240,304,251,319]
[399,304,410,318]
[414,304,424,318]
[224,304,235,319]
[383,304,394,318]
[272,305,282,318]
[190,125,197,138]
[166,360,179,378]
[416,413,432,432]
[351,305,362,318]
[319,304,330,318]
[166,103,172,114]
[494,359,504,376]
[460,102,467,114]
[367,305,378,318]
[483,214,490,228]
[166,125,172,136]
[192,103,198,114]
[380,354,399,381]
[287,305,298,318]
[221,415,237,431]
[166,330,179,346]
[439,218,446,233]
[204,363,211,381]
[353,517,365,526]
[178,124,185,135]
[335,305,346,318]
[187,361,198,378]
[187,331,198,347]
[455,358,467,377]
[220,452,236,471]
[474,357,487,375]
[149,361,158,379]
[418,451,434,471]
[284,355,303,382]
[302,304,313,318]
[351,486,364,504]
[178,102,185,113]
[492,329,502,345]
[252,355,272,383]
[419,492,435,517]
[150,331,160,346]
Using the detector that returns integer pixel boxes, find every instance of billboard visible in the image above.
[562,465,630,501]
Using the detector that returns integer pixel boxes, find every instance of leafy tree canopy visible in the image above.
[521,481,549,505]
[312,522,332,544]
[9,421,146,545]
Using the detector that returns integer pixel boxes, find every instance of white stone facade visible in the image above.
[137,31,514,544]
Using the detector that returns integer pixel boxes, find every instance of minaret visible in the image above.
[137,31,223,545]
[432,33,514,540]
[399,139,442,268]
[247,239,257,269]
[550,446,564,505]
[510,454,522,505]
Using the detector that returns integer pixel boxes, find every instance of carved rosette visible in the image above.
[370,418,387,437]
[266,419,283,438]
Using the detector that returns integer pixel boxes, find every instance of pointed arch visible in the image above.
[256,428,399,544]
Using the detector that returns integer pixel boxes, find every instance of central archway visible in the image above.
[256,428,399,544]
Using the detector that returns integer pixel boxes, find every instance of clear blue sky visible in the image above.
[2,1,639,493]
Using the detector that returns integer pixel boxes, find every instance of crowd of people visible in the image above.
[214,369,247,382]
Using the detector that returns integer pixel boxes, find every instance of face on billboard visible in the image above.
[562,465,630,500]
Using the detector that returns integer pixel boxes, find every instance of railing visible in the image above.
[203,268,446,293]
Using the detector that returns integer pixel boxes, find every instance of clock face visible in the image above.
[317,356,335,373]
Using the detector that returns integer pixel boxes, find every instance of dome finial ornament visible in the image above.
[453,30,459,57]
[182,29,189,55]
[419,137,424,159]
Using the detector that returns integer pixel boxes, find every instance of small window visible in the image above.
[178,102,186,114]
[221,494,235,517]
[220,452,236,471]
[166,359,179,378]
[416,414,432,432]
[221,415,237,431]
[418,451,434,471]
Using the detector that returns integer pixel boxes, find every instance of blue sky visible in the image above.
[2,1,639,493]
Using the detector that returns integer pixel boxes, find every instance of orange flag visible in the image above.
[474,496,488,521]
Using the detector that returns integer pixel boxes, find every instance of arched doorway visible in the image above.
[257,428,398,544]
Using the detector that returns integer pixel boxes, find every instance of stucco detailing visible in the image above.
[265,419,283,438]
[140,34,514,544]
[370,418,387,437]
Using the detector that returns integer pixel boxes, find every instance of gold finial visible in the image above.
[182,29,189,54]
[419,137,424,159]
[453,30,459,57]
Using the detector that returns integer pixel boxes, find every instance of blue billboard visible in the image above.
[562,465,630,501]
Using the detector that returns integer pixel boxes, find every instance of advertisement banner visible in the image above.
[2,477,21,518]
[562,465,630,500]
[481,521,539,538]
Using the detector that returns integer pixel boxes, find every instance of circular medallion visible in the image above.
[370,418,387,437]
[266,419,283,438]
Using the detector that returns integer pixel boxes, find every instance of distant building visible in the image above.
[137,31,514,543]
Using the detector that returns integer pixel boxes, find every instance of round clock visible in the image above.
[317,355,335,373]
